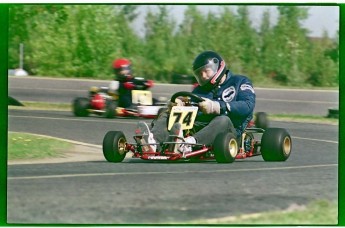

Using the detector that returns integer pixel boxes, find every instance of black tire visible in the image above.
[255,112,269,129]
[104,100,116,118]
[73,97,90,117]
[103,131,127,162]
[213,132,238,163]
[261,128,292,161]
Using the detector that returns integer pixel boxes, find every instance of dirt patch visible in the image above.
[8,144,104,165]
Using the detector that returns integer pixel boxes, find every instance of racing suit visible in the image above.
[151,70,256,145]
[110,78,153,109]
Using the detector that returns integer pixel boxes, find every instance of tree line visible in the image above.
[8,5,339,87]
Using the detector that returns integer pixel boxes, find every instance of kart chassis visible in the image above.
[102,91,292,163]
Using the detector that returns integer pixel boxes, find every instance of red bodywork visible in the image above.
[125,122,262,162]
[89,93,160,119]
[90,94,106,110]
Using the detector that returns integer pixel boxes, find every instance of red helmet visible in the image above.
[112,58,133,81]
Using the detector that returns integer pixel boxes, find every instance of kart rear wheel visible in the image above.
[104,100,116,118]
[261,128,292,161]
[255,112,269,129]
[103,131,127,162]
[213,132,238,163]
[73,97,90,117]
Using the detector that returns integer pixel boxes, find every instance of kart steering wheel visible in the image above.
[170,91,205,105]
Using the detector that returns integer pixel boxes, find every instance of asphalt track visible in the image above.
[9,76,339,116]
[7,77,339,224]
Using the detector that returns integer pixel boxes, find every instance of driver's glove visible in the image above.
[123,81,136,90]
[199,98,221,115]
[167,98,184,111]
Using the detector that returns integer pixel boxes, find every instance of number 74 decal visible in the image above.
[168,106,198,131]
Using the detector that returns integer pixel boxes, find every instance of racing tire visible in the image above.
[103,131,127,162]
[255,112,269,129]
[73,97,90,117]
[104,100,116,118]
[261,128,292,161]
[213,132,238,163]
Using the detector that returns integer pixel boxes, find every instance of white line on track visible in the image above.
[10,115,338,144]
[8,164,338,181]
[292,136,338,144]
[10,86,86,92]
[9,115,138,125]
[10,86,337,104]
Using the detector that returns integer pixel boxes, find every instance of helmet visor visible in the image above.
[193,58,219,86]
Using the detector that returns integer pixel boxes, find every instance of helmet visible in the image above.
[192,51,227,90]
[112,58,133,81]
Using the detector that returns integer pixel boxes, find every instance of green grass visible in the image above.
[8,132,73,160]
[269,113,338,125]
[188,200,338,225]
[10,101,71,111]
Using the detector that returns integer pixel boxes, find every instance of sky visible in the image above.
[132,5,339,38]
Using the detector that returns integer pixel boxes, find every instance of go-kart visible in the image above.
[102,91,292,163]
[72,80,166,119]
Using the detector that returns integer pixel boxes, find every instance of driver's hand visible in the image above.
[168,98,184,111]
[199,98,221,115]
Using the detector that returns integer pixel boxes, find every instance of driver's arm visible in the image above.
[219,81,256,117]
[130,78,154,90]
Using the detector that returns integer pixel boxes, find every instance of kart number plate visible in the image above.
[168,106,198,131]
[132,90,153,105]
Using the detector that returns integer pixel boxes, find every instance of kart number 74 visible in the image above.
[168,106,198,131]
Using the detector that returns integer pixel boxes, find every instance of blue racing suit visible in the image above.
[192,70,256,138]
[150,70,255,146]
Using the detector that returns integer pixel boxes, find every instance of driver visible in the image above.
[109,58,153,109]
[135,51,256,154]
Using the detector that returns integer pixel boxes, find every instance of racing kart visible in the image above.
[72,79,166,119]
[102,91,292,163]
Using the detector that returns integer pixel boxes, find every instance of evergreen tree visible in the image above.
[142,5,177,81]
[270,6,310,85]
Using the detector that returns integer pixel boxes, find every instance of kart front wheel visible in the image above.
[73,97,90,117]
[261,128,292,161]
[103,131,127,162]
[213,132,238,163]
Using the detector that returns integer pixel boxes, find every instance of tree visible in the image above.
[141,5,177,81]
[8,5,68,72]
[269,6,310,85]
[234,6,260,77]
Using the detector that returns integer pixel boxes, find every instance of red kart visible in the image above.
[72,79,166,119]
[102,91,292,163]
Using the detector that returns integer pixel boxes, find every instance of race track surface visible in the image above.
[7,77,339,224]
[7,109,338,224]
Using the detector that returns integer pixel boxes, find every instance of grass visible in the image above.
[8,132,73,160]
[187,200,338,225]
[10,101,71,111]
[269,113,338,125]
